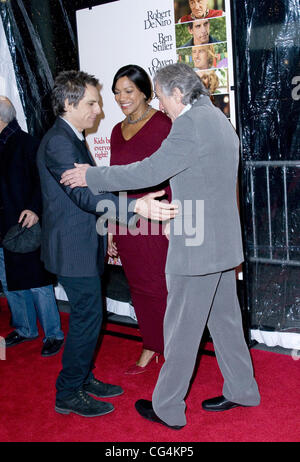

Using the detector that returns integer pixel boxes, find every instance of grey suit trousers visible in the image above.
[152,269,260,426]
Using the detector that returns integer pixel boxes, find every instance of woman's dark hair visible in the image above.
[111,65,152,101]
[52,70,99,116]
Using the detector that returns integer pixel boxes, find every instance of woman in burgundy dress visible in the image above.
[108,65,172,374]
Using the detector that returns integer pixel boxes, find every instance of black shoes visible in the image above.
[135,399,184,430]
[55,379,123,417]
[83,378,124,398]
[41,338,64,357]
[135,395,246,428]
[5,330,37,347]
[55,389,114,417]
[202,395,245,411]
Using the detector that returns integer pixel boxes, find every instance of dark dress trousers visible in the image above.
[37,117,135,399]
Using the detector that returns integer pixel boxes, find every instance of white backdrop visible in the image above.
[77,0,177,166]
[75,0,238,319]
[76,0,235,166]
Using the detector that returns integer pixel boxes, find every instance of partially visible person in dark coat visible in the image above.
[0,96,64,357]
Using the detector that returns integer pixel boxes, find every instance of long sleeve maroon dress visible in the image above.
[109,111,172,353]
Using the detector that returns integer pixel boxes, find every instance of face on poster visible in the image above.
[174,0,225,23]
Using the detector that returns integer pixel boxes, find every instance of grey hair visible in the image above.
[153,63,209,105]
[0,96,16,123]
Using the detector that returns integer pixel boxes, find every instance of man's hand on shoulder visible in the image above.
[60,163,90,188]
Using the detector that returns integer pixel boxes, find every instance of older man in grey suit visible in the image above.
[61,63,260,429]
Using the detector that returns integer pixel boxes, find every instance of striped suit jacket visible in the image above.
[37,117,134,277]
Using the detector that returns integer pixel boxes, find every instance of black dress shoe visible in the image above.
[202,395,244,411]
[135,399,184,430]
[83,378,124,398]
[55,389,114,417]
[41,338,64,357]
[5,330,38,347]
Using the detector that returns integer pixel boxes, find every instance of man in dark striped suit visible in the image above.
[38,71,176,417]
[37,71,127,417]
[37,71,135,418]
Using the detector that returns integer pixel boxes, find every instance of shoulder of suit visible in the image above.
[46,118,77,140]
[173,97,213,126]
[40,121,77,151]
[54,117,74,133]
[8,129,40,150]
[192,96,213,110]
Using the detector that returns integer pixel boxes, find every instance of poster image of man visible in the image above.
[174,0,225,23]
[177,43,228,70]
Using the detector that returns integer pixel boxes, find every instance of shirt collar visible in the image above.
[60,116,84,141]
[177,104,192,118]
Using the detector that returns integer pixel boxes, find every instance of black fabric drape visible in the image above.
[232,0,300,333]
[0,0,117,137]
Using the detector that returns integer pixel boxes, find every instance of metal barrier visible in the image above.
[245,160,300,266]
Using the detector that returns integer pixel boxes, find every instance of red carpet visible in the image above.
[0,299,299,442]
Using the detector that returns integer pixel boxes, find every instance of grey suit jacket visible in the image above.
[86,96,244,276]
[37,117,134,277]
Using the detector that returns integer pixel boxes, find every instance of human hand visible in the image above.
[135,191,178,221]
[60,163,90,188]
[163,221,170,240]
[107,233,118,257]
[18,210,39,228]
